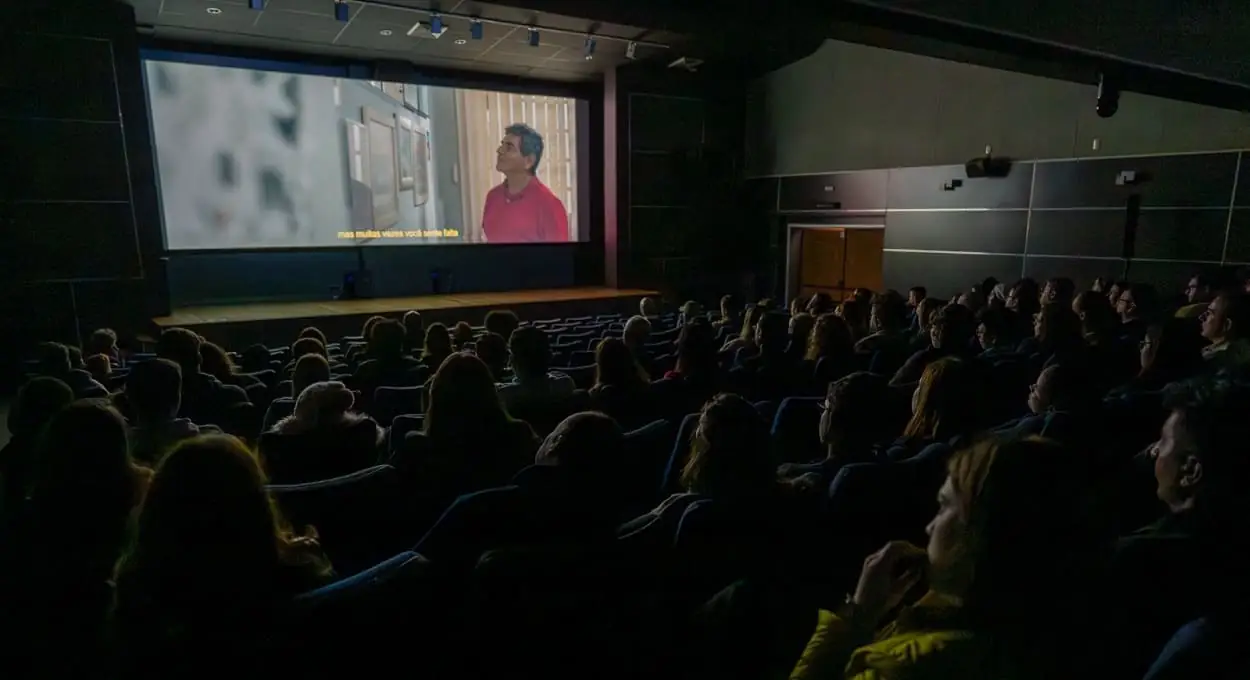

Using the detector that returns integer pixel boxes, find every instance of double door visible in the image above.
[796,227,884,301]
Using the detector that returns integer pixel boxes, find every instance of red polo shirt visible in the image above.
[481,177,569,243]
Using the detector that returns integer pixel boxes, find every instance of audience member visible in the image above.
[84,353,113,384]
[1177,273,1217,320]
[127,358,221,467]
[779,372,899,488]
[715,294,742,330]
[0,377,73,519]
[452,321,475,351]
[262,353,330,432]
[1198,289,1250,373]
[805,313,855,386]
[888,356,979,460]
[265,381,382,482]
[497,326,575,413]
[623,315,653,373]
[155,328,249,423]
[402,310,425,354]
[835,298,869,341]
[34,342,108,398]
[85,328,119,363]
[1110,318,1205,395]
[721,303,764,358]
[420,322,454,372]
[786,313,815,361]
[483,309,520,342]
[1116,283,1160,343]
[590,338,652,427]
[891,304,974,386]
[200,341,264,390]
[854,292,908,355]
[474,331,510,382]
[975,307,1015,357]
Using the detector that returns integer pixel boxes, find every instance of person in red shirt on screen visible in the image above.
[481,123,569,243]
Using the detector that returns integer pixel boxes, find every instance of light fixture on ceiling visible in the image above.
[583,36,596,61]
[469,19,483,40]
[247,0,264,9]
[206,7,222,15]
[379,29,392,36]
[528,27,540,47]
[333,0,349,22]
[625,41,637,60]
[454,38,467,45]
[429,14,446,38]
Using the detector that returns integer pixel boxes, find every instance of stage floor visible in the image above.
[152,283,660,335]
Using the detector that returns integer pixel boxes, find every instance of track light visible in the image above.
[248,0,264,9]
[625,41,637,60]
[528,27,540,47]
[469,19,483,40]
[333,0,349,22]
[429,14,446,37]
[1095,72,1120,119]
[584,36,596,60]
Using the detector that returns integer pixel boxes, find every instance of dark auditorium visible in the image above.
[7,1,1250,678]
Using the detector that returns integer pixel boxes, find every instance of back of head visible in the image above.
[291,380,356,429]
[157,328,203,371]
[1162,378,1250,513]
[291,353,331,397]
[1124,282,1160,320]
[423,322,452,358]
[594,337,647,388]
[361,315,386,344]
[870,292,906,332]
[403,310,425,342]
[947,437,1107,634]
[291,336,326,360]
[425,352,508,440]
[36,400,135,511]
[85,354,113,379]
[86,328,118,357]
[681,393,773,498]
[739,304,764,341]
[297,326,327,346]
[824,371,895,444]
[474,332,509,376]
[9,376,74,438]
[483,310,519,341]
[1037,303,1083,351]
[1143,317,1204,382]
[640,297,660,317]
[915,298,943,330]
[1073,290,1115,337]
[788,313,816,347]
[756,311,790,351]
[1039,362,1101,413]
[35,342,72,377]
[719,294,739,320]
[932,304,975,348]
[371,318,406,358]
[807,292,835,316]
[509,326,550,378]
[127,358,183,422]
[624,315,651,345]
[905,357,979,440]
[128,434,280,592]
[241,344,272,373]
[677,318,717,376]
[536,411,625,484]
[198,341,235,380]
[807,313,853,361]
[452,321,475,347]
[1216,288,1250,341]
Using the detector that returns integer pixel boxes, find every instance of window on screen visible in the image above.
[143,59,588,250]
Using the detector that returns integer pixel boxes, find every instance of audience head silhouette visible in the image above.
[127,358,183,422]
[681,393,773,499]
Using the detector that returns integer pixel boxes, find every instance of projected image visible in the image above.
[144,60,585,249]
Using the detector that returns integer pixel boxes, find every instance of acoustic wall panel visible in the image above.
[0,33,119,121]
[1026,210,1127,258]
[884,210,1028,254]
[887,164,1032,210]
[1032,153,1237,209]
[7,202,142,281]
[1223,209,1250,263]
[778,171,888,212]
[1133,209,1229,262]
[1023,256,1126,288]
[5,119,130,202]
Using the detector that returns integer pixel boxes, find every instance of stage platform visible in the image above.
[152,287,658,348]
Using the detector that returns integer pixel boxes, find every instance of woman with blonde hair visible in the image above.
[888,357,981,460]
[789,436,1108,679]
[805,313,856,386]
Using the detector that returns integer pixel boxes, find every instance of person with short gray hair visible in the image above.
[481,122,569,243]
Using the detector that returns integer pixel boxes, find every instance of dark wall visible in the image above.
[748,151,1247,299]
[1,2,167,388]
[612,65,757,304]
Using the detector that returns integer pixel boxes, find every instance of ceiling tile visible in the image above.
[160,0,261,31]
[349,2,426,30]
[247,11,347,43]
[486,32,565,59]
[128,0,163,22]
[333,22,429,52]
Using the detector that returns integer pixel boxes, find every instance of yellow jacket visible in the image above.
[791,592,994,679]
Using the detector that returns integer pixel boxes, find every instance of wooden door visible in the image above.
[798,228,849,300]
[844,229,885,292]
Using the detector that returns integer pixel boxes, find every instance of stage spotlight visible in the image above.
[528,28,540,47]
[334,0,349,22]
[625,41,637,60]
[584,36,596,60]
[429,14,446,38]
[470,19,484,40]
[248,0,264,9]
[1096,72,1120,118]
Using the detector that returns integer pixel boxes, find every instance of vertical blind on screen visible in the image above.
[455,90,579,242]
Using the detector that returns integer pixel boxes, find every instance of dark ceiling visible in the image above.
[125,0,683,81]
[850,0,1250,89]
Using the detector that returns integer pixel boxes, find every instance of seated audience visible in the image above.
[654,318,724,416]
[641,296,663,327]
[789,436,1107,680]
[200,341,264,390]
[0,377,74,520]
[452,321,475,351]
[679,300,703,326]
[394,353,539,499]
[721,303,765,357]
[483,309,519,343]
[835,298,869,341]
[414,411,629,570]
[854,292,908,355]
[886,357,979,461]
[420,322,454,372]
[891,304,974,386]
[402,310,425,354]
[296,326,327,346]
[1,401,152,675]
[974,307,1015,358]
[86,328,120,363]
[114,435,333,666]
[733,312,797,399]
[347,315,387,364]
[787,313,816,362]
[1176,273,1217,320]
[127,358,221,467]
[84,353,113,384]
[806,292,835,316]
[239,344,274,374]
[805,313,856,386]
[1116,283,1160,343]
[1109,318,1204,396]
[497,326,575,413]
[623,315,654,373]
[264,381,382,483]
[155,328,249,423]
[284,337,327,374]
[1021,302,1085,367]
[589,338,653,428]
[262,353,331,432]
[1109,379,1250,678]
[474,331,510,382]
[1005,279,1041,339]
[779,372,900,488]
[1041,276,1076,307]
[355,319,424,398]
[1198,289,1250,374]
[715,294,742,330]
[33,341,108,398]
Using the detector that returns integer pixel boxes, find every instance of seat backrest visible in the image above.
[372,385,425,422]
[389,414,425,456]
[1143,617,1241,680]
[660,412,700,495]
[770,397,822,464]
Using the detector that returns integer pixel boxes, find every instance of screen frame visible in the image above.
[138,39,603,255]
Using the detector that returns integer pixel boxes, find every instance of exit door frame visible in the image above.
[785,223,885,307]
